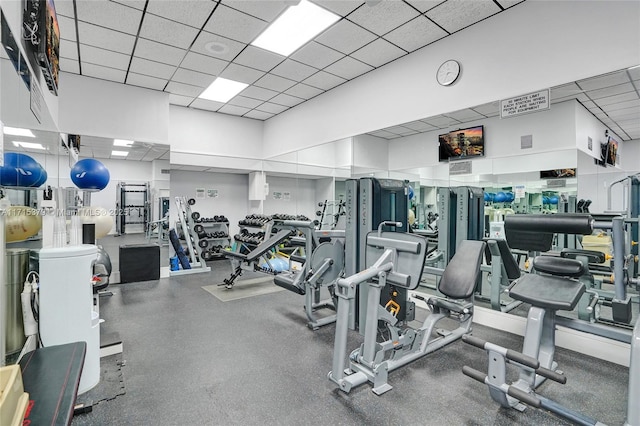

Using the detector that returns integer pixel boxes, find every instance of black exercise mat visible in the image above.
[75,354,126,408]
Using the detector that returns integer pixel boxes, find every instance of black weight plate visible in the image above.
[192,211,201,220]
[188,198,196,205]
[198,239,209,248]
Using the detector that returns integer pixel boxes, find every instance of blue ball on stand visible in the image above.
[70,158,110,191]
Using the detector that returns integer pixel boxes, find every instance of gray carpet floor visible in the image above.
[71,259,631,426]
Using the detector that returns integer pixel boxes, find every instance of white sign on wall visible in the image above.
[207,189,218,198]
[500,89,550,118]
[0,121,4,166]
[514,185,526,199]
[196,188,205,199]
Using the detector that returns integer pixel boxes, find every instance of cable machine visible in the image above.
[115,182,150,235]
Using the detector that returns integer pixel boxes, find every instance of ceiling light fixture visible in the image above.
[251,0,339,57]
[13,141,46,150]
[199,77,249,103]
[204,41,230,56]
[111,150,129,156]
[114,139,134,147]
[4,127,35,137]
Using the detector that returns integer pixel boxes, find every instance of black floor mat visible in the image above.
[76,354,126,408]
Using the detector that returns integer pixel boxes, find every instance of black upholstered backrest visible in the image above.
[484,238,521,280]
[439,240,486,299]
[505,214,594,252]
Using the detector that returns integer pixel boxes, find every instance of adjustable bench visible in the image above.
[222,229,294,288]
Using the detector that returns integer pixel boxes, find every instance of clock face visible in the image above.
[437,60,460,86]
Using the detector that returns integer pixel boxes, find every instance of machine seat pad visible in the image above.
[483,238,521,281]
[19,342,86,426]
[509,274,585,311]
[439,240,486,299]
[274,273,305,295]
[533,255,584,278]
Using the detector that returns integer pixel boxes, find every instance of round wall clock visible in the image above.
[436,60,461,86]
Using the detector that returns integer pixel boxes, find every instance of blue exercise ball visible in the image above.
[506,192,515,202]
[32,165,47,187]
[494,192,507,203]
[484,192,491,202]
[549,196,559,205]
[70,158,110,190]
[543,196,550,204]
[1,152,43,187]
[408,186,415,200]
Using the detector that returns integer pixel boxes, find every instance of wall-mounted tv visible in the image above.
[438,125,484,162]
[596,136,619,167]
[540,168,576,179]
[22,0,60,95]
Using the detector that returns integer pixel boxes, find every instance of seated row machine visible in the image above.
[463,214,639,426]
[329,221,485,395]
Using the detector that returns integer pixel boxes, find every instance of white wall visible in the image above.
[352,134,389,173]
[170,170,249,237]
[263,0,640,156]
[263,175,317,220]
[58,73,170,143]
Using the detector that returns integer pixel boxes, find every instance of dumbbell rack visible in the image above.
[194,218,231,260]
[171,196,211,276]
[234,215,273,253]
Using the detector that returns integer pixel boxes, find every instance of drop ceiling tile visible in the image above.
[253,73,297,92]
[58,15,77,41]
[607,108,640,121]
[423,115,461,127]
[59,57,80,74]
[139,14,199,49]
[204,4,268,44]
[368,130,398,139]
[256,102,289,114]
[146,0,217,28]
[587,83,635,100]
[315,19,377,55]
[426,0,501,34]
[628,66,640,81]
[303,71,346,91]
[172,68,216,88]
[271,59,318,81]
[233,46,285,72]
[472,102,500,116]
[384,15,447,52]
[595,91,639,107]
[111,0,146,10]
[444,109,485,122]
[402,120,438,132]
[81,63,126,83]
[581,100,597,110]
[126,73,167,91]
[228,96,264,109]
[244,110,274,120]
[495,0,526,8]
[290,41,344,70]
[312,0,363,16]
[551,82,582,98]
[190,98,224,112]
[169,94,195,106]
[77,22,136,54]
[219,63,265,85]
[384,125,413,135]
[218,104,251,116]
[165,81,204,97]
[180,51,228,75]
[190,31,246,62]
[60,39,78,60]
[224,0,288,21]
[600,99,640,112]
[80,44,130,70]
[53,0,76,18]
[323,56,373,80]
[239,85,279,101]
[348,1,420,36]
[405,0,446,13]
[351,38,405,68]
[269,93,304,107]
[133,38,186,66]
[129,57,177,79]
[616,116,640,128]
[285,83,324,99]
[577,70,630,91]
[75,0,142,35]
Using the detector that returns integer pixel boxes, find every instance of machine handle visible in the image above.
[461,334,486,349]
[505,349,541,370]
[462,365,486,383]
[507,386,542,408]
[377,221,403,236]
[462,335,540,370]
[535,365,567,385]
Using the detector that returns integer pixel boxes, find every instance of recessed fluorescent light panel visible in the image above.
[251,0,339,56]
[13,141,45,150]
[4,127,35,137]
[111,150,129,156]
[114,139,134,147]
[199,77,249,103]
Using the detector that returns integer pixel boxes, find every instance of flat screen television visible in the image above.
[22,0,60,94]
[596,136,619,167]
[540,168,576,179]
[438,125,484,162]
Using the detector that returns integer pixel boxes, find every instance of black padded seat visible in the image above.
[509,274,585,311]
[560,248,606,264]
[274,273,305,295]
[533,255,584,278]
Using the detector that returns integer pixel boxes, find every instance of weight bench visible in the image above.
[19,342,86,425]
[222,229,294,289]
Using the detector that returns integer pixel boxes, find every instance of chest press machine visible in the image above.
[462,214,639,426]
[329,221,485,395]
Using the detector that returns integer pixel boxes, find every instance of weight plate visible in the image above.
[188,198,196,205]
[194,224,204,233]
[198,239,209,248]
[192,211,201,220]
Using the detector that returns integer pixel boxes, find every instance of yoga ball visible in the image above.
[32,165,48,187]
[506,192,515,202]
[78,206,113,239]
[484,192,491,202]
[408,209,416,226]
[494,192,507,203]
[1,152,43,187]
[549,196,559,205]
[543,196,550,204]
[408,186,414,200]
[5,206,42,242]
[70,159,110,190]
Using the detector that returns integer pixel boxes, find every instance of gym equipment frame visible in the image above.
[328,221,485,395]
